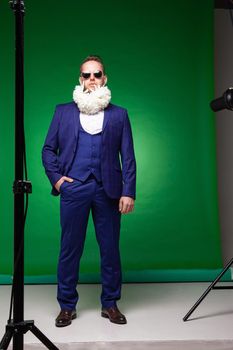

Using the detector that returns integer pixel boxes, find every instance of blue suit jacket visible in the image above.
[42,101,136,199]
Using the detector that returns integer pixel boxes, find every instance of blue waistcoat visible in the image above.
[68,123,102,182]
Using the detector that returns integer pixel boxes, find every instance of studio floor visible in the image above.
[1,283,233,350]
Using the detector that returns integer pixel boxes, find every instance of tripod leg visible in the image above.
[183,257,233,321]
[13,333,24,350]
[30,325,60,350]
[0,329,14,349]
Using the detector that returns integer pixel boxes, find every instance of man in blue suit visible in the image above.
[42,55,136,327]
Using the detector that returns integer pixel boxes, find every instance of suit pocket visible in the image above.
[60,181,67,192]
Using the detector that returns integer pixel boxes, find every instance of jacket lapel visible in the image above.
[102,104,111,132]
[73,105,80,139]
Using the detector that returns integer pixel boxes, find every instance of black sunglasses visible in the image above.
[81,71,103,79]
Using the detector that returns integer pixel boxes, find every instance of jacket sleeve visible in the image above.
[42,106,63,187]
[120,110,137,199]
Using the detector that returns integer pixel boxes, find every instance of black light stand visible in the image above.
[183,0,233,323]
[183,86,233,322]
[0,1,59,349]
[183,258,233,321]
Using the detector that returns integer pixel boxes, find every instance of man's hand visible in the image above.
[119,196,135,214]
[55,176,74,192]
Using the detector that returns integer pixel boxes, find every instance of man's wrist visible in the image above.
[121,194,135,200]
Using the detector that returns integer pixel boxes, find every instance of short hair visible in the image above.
[80,55,105,74]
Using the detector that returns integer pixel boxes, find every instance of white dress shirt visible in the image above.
[80,111,104,135]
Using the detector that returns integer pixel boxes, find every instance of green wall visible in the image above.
[0,0,223,283]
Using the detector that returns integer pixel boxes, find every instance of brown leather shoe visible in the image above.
[55,310,77,327]
[101,306,127,324]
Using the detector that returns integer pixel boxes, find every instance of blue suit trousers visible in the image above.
[57,174,122,310]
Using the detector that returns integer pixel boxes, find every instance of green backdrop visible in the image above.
[0,0,224,283]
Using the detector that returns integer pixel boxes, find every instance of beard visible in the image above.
[73,83,111,115]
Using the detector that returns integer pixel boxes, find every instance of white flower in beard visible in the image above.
[73,83,111,114]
